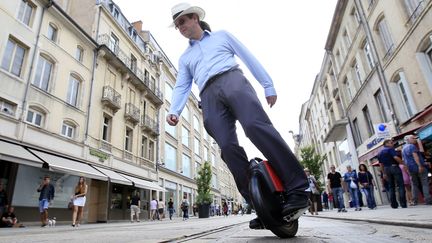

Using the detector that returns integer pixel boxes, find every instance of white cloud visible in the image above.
[115,0,337,159]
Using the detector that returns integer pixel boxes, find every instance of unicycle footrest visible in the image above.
[282,206,309,223]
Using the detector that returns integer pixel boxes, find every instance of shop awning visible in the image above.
[358,144,384,162]
[120,173,166,192]
[29,149,108,181]
[0,140,44,167]
[418,121,432,141]
[92,166,132,186]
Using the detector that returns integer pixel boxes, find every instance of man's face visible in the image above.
[8,207,14,213]
[175,15,197,38]
[330,166,335,172]
[347,166,352,172]
[44,178,50,184]
[408,136,417,144]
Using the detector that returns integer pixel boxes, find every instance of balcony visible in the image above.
[139,157,155,169]
[101,85,121,112]
[323,118,348,143]
[98,34,164,106]
[141,115,160,136]
[124,103,140,125]
[123,150,133,161]
[100,140,112,152]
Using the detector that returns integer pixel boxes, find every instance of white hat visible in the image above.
[170,2,205,27]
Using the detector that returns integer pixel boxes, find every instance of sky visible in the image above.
[115,0,338,158]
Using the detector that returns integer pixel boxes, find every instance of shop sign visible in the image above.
[367,137,384,150]
[419,124,432,140]
[374,123,391,139]
[90,148,109,162]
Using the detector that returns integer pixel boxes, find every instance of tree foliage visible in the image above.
[196,161,213,205]
[299,146,327,182]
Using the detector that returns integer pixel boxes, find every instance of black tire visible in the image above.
[249,174,281,226]
[269,220,299,238]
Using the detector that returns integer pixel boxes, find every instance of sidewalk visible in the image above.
[306,205,432,229]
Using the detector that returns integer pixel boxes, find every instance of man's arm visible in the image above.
[168,58,193,118]
[412,152,424,173]
[223,31,276,98]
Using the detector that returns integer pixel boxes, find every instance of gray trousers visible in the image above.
[199,69,308,203]
[410,170,431,204]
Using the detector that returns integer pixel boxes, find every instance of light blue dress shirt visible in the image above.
[169,30,276,117]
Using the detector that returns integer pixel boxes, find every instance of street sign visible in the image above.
[374,123,391,139]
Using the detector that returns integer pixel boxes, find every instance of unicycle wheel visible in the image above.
[269,219,299,238]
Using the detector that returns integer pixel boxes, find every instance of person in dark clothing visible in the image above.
[327,165,347,212]
[378,139,406,208]
[130,191,141,222]
[0,206,23,228]
[37,175,55,227]
[0,182,8,215]
[167,198,174,220]
[322,191,329,210]
[358,164,376,209]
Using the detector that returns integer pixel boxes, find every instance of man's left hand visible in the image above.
[266,95,277,108]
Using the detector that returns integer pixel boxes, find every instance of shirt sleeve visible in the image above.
[223,31,276,97]
[168,57,193,117]
[389,148,397,157]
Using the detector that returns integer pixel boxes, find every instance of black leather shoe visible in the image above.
[249,217,265,229]
[281,193,310,221]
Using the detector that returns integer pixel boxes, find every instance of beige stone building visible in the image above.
[298,0,432,206]
[0,0,242,223]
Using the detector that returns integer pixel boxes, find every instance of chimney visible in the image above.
[131,21,143,33]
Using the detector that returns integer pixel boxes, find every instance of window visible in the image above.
[212,173,218,188]
[66,75,80,106]
[195,162,201,177]
[164,142,177,171]
[130,54,137,73]
[211,153,216,167]
[102,115,112,142]
[75,46,83,62]
[26,108,44,127]
[148,140,154,161]
[352,60,362,84]
[141,136,148,158]
[351,7,361,25]
[125,127,133,152]
[1,38,26,77]
[374,89,388,122]
[404,0,425,22]
[33,55,53,91]
[0,99,16,116]
[397,78,414,117]
[182,105,190,122]
[17,0,34,26]
[352,118,362,146]
[109,33,119,53]
[193,115,200,133]
[182,154,191,177]
[165,82,173,103]
[47,24,58,41]
[182,126,190,147]
[343,77,353,102]
[203,146,208,161]
[61,121,75,138]
[194,137,200,156]
[363,41,375,70]
[377,18,394,58]
[343,30,351,51]
[362,106,374,137]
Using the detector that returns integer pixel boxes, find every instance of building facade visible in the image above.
[298,0,432,205]
[0,0,242,223]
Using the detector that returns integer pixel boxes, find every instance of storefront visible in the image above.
[164,180,178,212]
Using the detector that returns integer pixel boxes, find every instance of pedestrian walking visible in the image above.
[305,168,320,215]
[166,2,309,230]
[37,175,55,227]
[167,198,174,220]
[322,191,329,210]
[378,139,407,208]
[181,197,189,220]
[344,165,361,211]
[150,198,158,220]
[327,165,347,212]
[158,199,165,220]
[399,163,414,206]
[130,191,140,222]
[71,177,87,227]
[358,164,376,209]
[402,135,432,205]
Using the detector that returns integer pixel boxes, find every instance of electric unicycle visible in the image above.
[248,158,307,238]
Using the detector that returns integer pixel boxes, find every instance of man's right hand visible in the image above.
[166,114,179,126]
[419,166,424,174]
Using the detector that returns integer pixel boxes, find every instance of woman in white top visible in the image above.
[72,177,88,227]
[305,168,320,215]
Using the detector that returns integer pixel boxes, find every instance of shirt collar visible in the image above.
[189,30,212,46]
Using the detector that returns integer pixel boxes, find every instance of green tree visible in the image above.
[299,146,327,183]
[196,161,213,205]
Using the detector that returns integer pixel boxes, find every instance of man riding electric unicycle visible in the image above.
[166,3,309,238]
